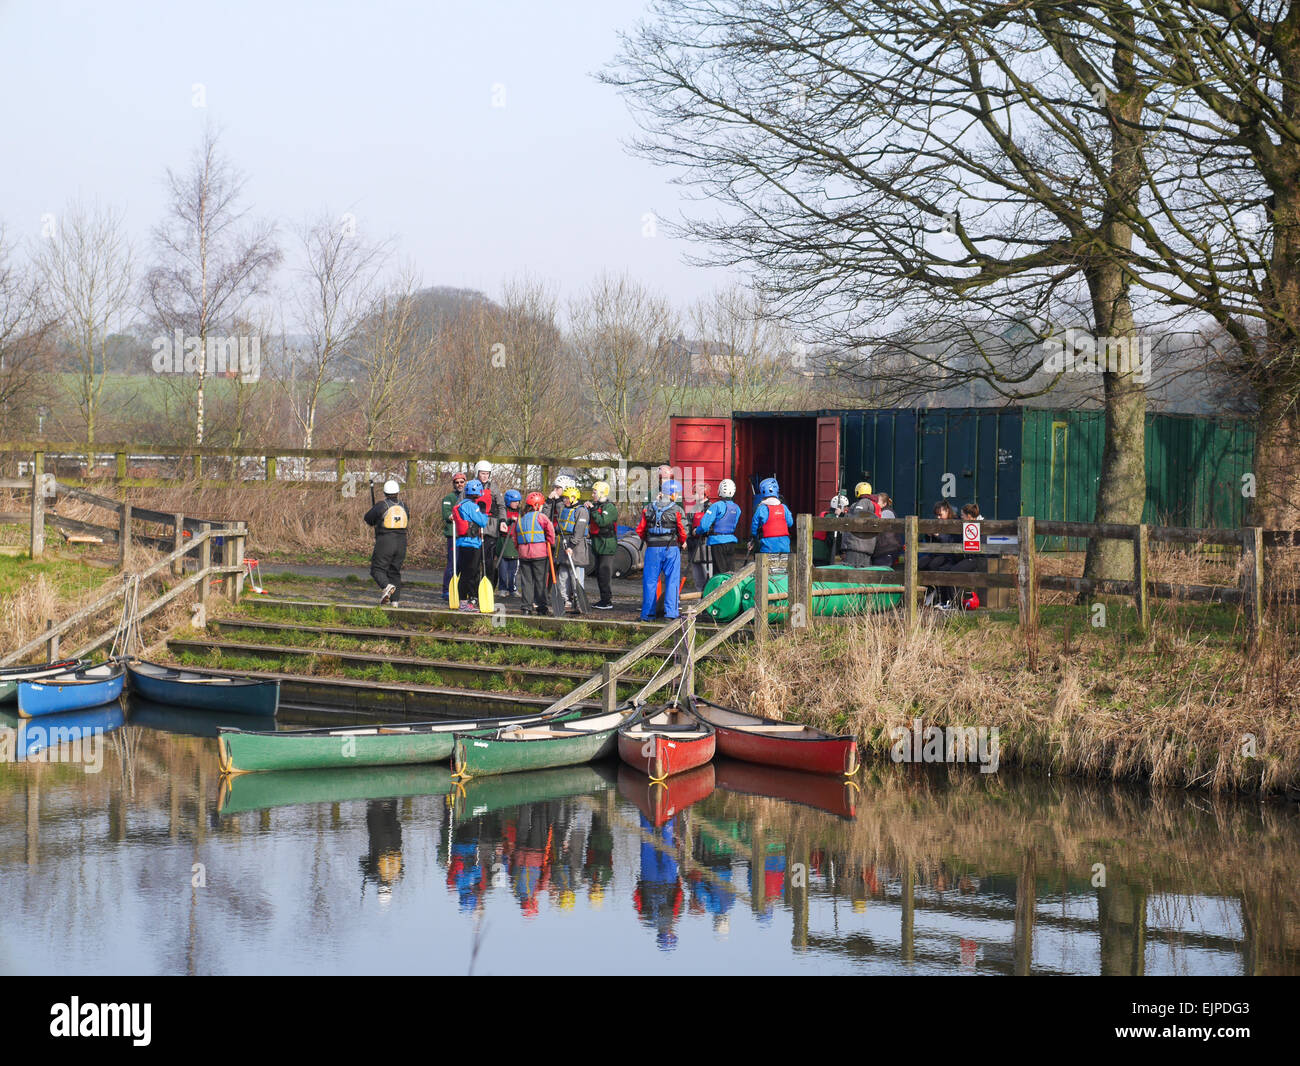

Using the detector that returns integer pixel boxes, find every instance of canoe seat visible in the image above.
[330,729,378,736]
[729,724,810,733]
[377,728,412,734]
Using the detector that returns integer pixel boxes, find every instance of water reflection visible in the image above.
[0,702,1297,974]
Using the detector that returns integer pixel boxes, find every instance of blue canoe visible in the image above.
[125,660,279,717]
[16,663,126,718]
[0,701,126,759]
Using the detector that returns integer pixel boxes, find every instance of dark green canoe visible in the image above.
[218,707,581,774]
[451,709,631,779]
[218,763,456,816]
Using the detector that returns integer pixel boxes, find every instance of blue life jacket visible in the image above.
[559,504,582,537]
[516,511,546,544]
[713,500,740,536]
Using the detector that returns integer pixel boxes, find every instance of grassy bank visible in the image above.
[702,596,1300,794]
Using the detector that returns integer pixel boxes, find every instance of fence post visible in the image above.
[45,620,59,661]
[265,455,277,482]
[172,512,185,576]
[1242,526,1264,638]
[601,662,617,713]
[406,458,418,487]
[680,610,696,696]
[115,451,127,481]
[234,522,247,602]
[197,523,211,628]
[192,454,201,481]
[794,514,813,630]
[754,552,770,644]
[1133,523,1150,632]
[29,450,44,559]
[903,515,918,629]
[118,503,132,569]
[1017,515,1037,632]
[335,457,346,485]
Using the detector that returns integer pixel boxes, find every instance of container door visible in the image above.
[669,416,732,498]
[1047,420,1068,549]
[815,416,841,511]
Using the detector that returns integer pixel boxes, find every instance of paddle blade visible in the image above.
[448,574,459,610]
[478,576,494,614]
[550,580,566,617]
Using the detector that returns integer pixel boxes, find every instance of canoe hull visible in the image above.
[218,764,457,816]
[453,725,619,778]
[217,708,579,773]
[617,728,715,779]
[17,668,125,718]
[691,697,857,776]
[0,659,87,704]
[617,763,716,826]
[127,662,279,716]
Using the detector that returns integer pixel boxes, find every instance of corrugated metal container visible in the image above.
[1021,409,1256,548]
[842,408,1022,520]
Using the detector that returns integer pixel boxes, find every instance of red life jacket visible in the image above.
[479,488,494,516]
[760,500,789,539]
[813,509,830,542]
[453,499,479,538]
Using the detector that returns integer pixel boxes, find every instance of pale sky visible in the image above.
[0,0,737,312]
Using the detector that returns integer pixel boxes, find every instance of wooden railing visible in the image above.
[805,514,1269,634]
[0,525,247,667]
[1,443,657,490]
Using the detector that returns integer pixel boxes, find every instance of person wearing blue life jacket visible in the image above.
[635,479,688,621]
[749,477,794,561]
[453,479,490,610]
[696,477,743,576]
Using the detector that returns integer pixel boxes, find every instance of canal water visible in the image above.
[1,702,1297,975]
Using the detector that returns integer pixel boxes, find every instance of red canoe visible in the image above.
[690,697,858,776]
[617,703,716,780]
[713,759,858,820]
[617,763,716,827]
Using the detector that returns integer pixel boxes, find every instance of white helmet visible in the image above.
[555,474,576,490]
[718,479,736,499]
[383,479,400,495]
[475,460,492,476]
[830,494,849,510]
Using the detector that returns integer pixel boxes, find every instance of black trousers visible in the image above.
[481,537,501,588]
[520,557,549,611]
[370,533,406,599]
[455,544,481,599]
[593,552,615,603]
[709,542,736,574]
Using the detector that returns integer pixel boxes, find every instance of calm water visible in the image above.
[1,702,1297,975]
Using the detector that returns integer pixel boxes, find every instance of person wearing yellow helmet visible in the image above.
[844,480,881,566]
[588,480,619,609]
[556,484,590,612]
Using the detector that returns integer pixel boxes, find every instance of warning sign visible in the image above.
[963,522,981,552]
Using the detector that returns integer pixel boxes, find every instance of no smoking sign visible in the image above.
[963,521,981,552]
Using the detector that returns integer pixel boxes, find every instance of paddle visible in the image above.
[448,506,460,610]
[547,541,566,617]
[563,545,589,614]
[478,550,494,614]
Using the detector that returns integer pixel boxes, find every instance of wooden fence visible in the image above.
[0,443,656,491]
[0,524,247,667]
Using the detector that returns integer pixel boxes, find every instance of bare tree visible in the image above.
[0,227,56,439]
[569,273,682,458]
[282,213,389,448]
[686,285,804,415]
[145,126,280,444]
[34,204,135,449]
[348,269,432,451]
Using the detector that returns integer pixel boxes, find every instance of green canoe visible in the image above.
[451,709,631,779]
[217,707,580,774]
[218,763,455,816]
[448,763,618,820]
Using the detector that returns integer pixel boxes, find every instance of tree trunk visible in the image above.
[1252,389,1300,530]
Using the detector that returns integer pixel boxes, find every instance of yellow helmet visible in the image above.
[591,480,610,502]
[562,485,581,502]
[855,481,872,498]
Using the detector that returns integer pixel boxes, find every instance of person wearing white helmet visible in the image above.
[474,460,506,592]
[363,478,409,604]
[813,493,851,566]
[695,477,743,576]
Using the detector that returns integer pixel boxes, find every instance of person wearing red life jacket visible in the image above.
[813,494,850,566]
[511,491,556,615]
[474,460,506,592]
[497,489,522,597]
[748,477,793,562]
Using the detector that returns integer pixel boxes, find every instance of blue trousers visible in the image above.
[641,544,680,620]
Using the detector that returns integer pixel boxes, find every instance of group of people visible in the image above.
[364,460,984,620]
